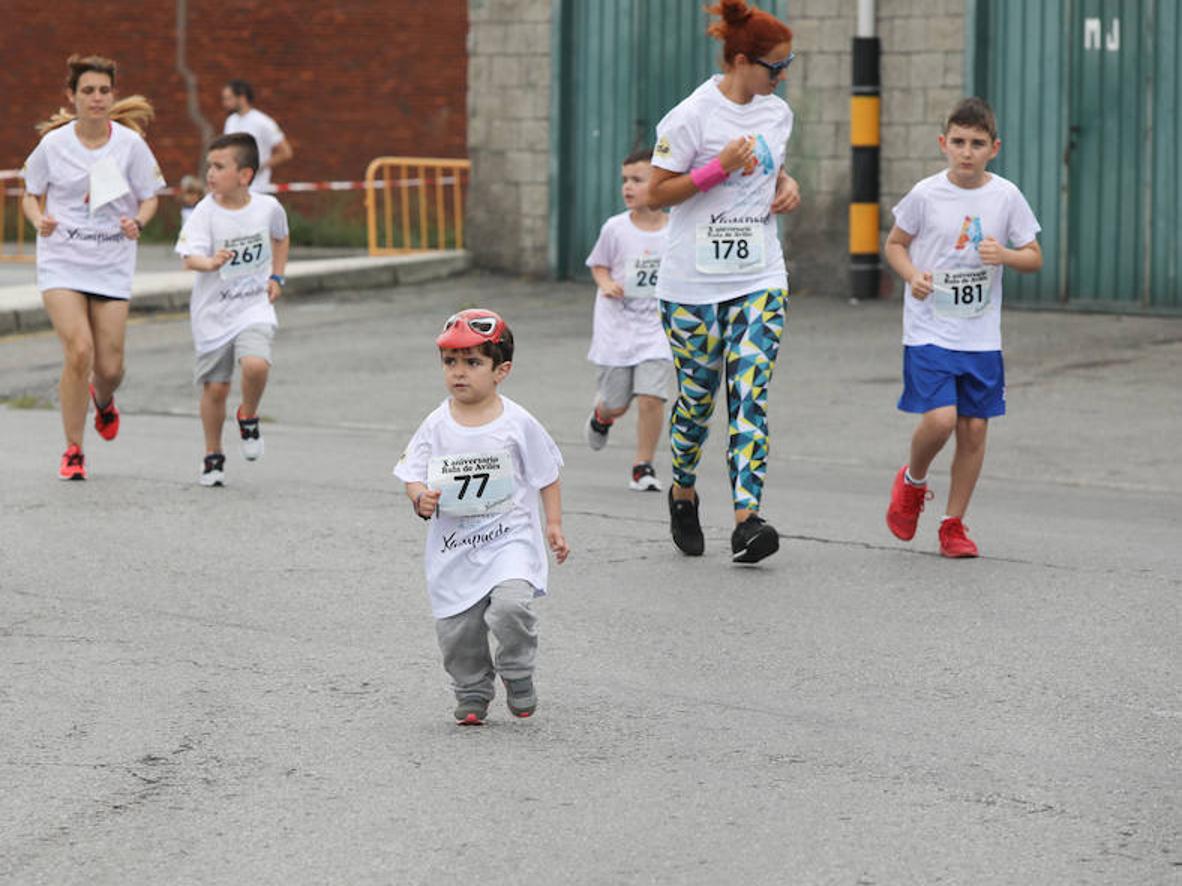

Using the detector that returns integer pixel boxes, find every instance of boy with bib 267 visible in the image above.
[883,98,1042,558]
[176,133,289,487]
[395,310,570,726]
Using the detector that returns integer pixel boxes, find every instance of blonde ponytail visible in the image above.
[36,94,155,137]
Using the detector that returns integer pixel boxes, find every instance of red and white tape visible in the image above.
[2,172,460,197]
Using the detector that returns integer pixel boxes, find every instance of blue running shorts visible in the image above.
[897,344,1005,418]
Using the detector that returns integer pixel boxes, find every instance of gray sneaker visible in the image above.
[502,676,537,718]
[454,696,489,726]
[585,411,611,451]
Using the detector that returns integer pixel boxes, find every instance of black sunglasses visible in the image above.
[751,52,796,77]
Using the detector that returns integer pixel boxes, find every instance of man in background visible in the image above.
[221,79,293,193]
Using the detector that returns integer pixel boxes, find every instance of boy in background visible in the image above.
[584,146,672,492]
[176,133,289,486]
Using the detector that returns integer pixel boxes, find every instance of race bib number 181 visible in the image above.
[931,267,996,318]
[427,449,515,518]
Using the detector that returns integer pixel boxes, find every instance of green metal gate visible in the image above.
[970,0,1181,311]
[550,0,790,280]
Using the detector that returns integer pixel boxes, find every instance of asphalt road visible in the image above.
[1,274,1179,885]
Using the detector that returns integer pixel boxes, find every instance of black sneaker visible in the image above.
[200,453,226,487]
[629,461,661,492]
[668,487,704,556]
[731,514,780,564]
[585,410,611,451]
[502,676,537,718]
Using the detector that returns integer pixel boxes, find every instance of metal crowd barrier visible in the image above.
[364,157,470,256]
[0,170,33,263]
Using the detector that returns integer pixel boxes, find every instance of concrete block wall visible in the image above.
[462,0,966,286]
[784,0,965,294]
[466,0,552,275]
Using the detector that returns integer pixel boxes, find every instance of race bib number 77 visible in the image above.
[427,449,515,518]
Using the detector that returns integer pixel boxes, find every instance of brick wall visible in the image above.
[466,0,551,275]
[1,1,467,194]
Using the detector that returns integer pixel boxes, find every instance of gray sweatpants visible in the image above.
[434,579,538,701]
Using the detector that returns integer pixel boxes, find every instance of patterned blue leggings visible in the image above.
[661,289,787,512]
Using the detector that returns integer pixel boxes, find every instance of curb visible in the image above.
[0,250,472,337]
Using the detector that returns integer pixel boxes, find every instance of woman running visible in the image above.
[22,54,165,479]
[648,0,800,563]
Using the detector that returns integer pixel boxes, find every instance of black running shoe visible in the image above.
[731,514,780,564]
[200,453,226,487]
[668,487,704,556]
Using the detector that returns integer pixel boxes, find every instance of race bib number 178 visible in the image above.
[694,222,765,274]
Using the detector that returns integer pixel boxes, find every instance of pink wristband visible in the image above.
[690,157,729,192]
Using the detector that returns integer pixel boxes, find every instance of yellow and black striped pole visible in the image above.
[850,34,881,299]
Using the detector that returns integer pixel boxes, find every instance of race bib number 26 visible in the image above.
[427,449,515,518]
[623,255,661,298]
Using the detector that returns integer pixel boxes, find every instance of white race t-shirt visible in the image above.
[223,109,286,192]
[892,172,1041,351]
[394,396,564,619]
[584,211,672,366]
[175,192,289,354]
[22,122,165,299]
[651,76,793,305]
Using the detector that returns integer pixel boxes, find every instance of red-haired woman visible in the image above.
[648,0,800,563]
[22,55,165,480]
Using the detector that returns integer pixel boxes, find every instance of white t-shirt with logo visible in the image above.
[22,122,166,298]
[223,109,286,192]
[892,171,1041,351]
[584,211,673,366]
[394,396,564,619]
[651,76,793,305]
[175,192,289,355]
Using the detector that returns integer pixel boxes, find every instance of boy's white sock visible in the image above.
[904,468,927,486]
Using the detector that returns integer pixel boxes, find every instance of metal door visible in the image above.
[551,0,789,280]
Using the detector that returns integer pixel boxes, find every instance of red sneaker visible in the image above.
[58,444,87,481]
[90,384,120,441]
[939,517,979,558]
[886,465,932,541]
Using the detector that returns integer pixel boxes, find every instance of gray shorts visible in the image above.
[194,324,275,385]
[596,359,674,410]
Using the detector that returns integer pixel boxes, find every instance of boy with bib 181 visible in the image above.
[883,97,1042,558]
[395,310,570,726]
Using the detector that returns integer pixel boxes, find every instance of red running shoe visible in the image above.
[886,465,932,541]
[58,444,87,481]
[939,517,979,558]
[90,384,120,441]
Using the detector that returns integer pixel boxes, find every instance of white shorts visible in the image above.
[194,324,275,384]
[595,359,674,410]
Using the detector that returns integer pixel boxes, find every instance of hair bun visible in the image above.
[720,0,753,25]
